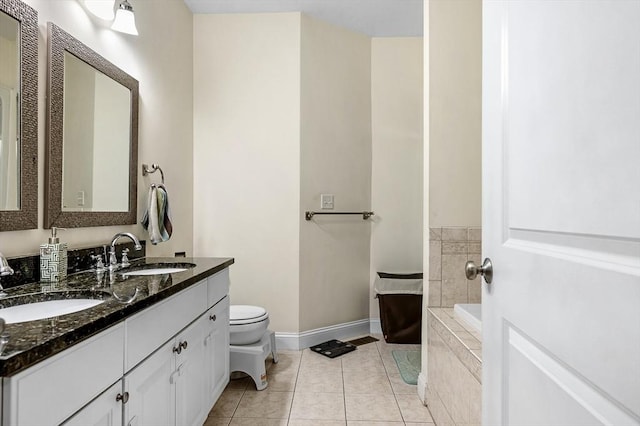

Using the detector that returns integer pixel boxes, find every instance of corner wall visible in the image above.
[299,15,373,332]
[427,0,482,304]
[193,13,302,333]
[423,0,483,405]
[420,0,431,403]
[429,0,482,228]
[193,13,376,336]
[0,0,193,257]
[369,37,424,321]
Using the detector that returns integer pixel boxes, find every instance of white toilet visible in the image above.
[229,305,278,391]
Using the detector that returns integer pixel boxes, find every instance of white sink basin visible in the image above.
[0,299,104,324]
[122,267,188,276]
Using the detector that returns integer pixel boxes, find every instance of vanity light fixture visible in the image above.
[111,0,138,36]
[83,0,115,21]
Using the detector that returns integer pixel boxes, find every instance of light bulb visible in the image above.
[111,0,138,35]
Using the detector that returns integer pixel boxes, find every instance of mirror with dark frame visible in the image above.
[45,22,139,228]
[0,0,38,231]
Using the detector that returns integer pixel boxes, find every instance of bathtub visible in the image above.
[454,303,482,333]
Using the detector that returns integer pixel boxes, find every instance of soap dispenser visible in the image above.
[40,227,68,282]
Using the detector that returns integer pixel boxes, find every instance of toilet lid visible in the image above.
[230,305,268,323]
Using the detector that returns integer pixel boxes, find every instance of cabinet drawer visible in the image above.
[208,269,230,308]
[125,280,207,371]
[3,323,125,426]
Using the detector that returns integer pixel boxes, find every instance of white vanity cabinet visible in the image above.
[0,266,231,426]
[126,311,208,426]
[124,297,229,426]
[63,381,124,426]
[174,312,209,426]
[205,296,230,409]
[124,272,230,426]
[124,339,176,426]
[1,323,125,426]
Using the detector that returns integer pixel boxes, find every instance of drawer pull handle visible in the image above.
[116,392,130,404]
[173,341,188,354]
[209,314,216,321]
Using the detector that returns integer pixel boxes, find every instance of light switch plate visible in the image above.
[321,194,334,209]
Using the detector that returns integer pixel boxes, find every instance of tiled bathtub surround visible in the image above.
[426,308,481,426]
[428,227,481,307]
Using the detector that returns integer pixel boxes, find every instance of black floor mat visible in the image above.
[311,339,357,358]
[347,336,379,346]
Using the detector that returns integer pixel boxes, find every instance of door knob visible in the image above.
[465,258,493,284]
[116,392,129,404]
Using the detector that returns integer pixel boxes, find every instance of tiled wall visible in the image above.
[427,308,482,426]
[428,227,482,307]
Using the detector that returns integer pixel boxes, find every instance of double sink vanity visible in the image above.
[1,0,234,424]
[0,256,234,426]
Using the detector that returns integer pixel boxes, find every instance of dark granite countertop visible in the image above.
[0,257,234,377]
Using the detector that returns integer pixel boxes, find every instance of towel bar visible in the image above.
[142,163,164,184]
[305,211,374,221]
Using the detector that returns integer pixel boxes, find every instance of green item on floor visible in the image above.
[392,349,421,385]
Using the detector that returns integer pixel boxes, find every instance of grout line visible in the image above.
[378,340,408,424]
[285,351,302,425]
[224,379,245,421]
[341,351,348,424]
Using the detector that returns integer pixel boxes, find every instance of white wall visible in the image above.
[193,13,302,333]
[0,2,425,341]
[429,0,482,228]
[193,13,376,334]
[299,15,372,331]
[421,1,431,402]
[421,0,482,403]
[369,37,424,319]
[0,0,194,257]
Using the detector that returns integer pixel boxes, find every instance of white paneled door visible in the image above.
[482,1,640,425]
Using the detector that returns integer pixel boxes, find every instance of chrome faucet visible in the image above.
[109,233,142,270]
[0,251,14,297]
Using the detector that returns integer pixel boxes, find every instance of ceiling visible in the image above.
[182,0,424,37]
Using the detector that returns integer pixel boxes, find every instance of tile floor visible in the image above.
[204,336,435,426]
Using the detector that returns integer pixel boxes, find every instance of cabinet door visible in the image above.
[63,381,123,426]
[3,323,124,426]
[125,339,175,426]
[206,296,230,408]
[175,313,210,426]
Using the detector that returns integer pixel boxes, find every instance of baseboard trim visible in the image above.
[275,319,372,351]
[417,371,428,404]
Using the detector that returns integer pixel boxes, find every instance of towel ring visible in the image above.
[142,163,164,184]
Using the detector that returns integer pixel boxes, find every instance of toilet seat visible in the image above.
[230,305,269,325]
[229,305,270,345]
